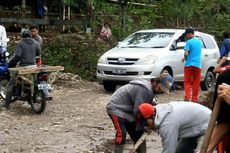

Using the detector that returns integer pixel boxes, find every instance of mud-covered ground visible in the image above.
[0,80,208,153]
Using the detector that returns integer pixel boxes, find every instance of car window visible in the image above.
[174,35,205,50]
[200,34,216,49]
[119,32,174,48]
[195,36,205,48]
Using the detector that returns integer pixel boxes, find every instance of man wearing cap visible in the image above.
[182,28,203,102]
[138,102,211,153]
[158,70,174,94]
[2,29,41,109]
[106,78,160,153]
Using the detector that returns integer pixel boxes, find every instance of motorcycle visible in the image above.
[9,68,51,114]
[0,51,51,114]
[0,46,10,100]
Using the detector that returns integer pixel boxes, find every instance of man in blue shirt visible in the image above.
[219,31,230,66]
[183,28,203,102]
[220,32,230,57]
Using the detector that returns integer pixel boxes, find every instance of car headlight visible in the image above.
[135,56,158,65]
[98,55,107,64]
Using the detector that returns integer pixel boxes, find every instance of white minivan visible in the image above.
[97,29,219,92]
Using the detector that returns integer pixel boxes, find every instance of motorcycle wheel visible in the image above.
[0,78,8,99]
[31,90,46,114]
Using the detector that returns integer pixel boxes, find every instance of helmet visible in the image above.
[21,29,32,38]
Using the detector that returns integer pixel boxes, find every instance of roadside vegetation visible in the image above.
[7,0,230,80]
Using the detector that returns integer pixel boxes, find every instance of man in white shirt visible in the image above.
[0,25,7,52]
[138,102,211,153]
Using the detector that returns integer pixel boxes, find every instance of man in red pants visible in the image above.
[182,28,203,102]
[106,78,160,153]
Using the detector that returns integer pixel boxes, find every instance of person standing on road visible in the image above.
[29,25,43,47]
[220,32,230,58]
[106,78,160,153]
[218,31,230,66]
[2,29,41,109]
[137,102,211,153]
[29,25,52,101]
[182,27,203,102]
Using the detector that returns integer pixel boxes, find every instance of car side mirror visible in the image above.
[176,42,186,49]
[117,41,122,47]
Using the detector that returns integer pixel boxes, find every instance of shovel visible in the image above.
[129,132,148,153]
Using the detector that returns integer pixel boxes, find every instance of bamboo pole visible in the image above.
[200,97,221,153]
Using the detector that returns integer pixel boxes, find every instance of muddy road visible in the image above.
[0,79,208,153]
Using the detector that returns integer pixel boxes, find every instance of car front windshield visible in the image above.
[119,32,174,48]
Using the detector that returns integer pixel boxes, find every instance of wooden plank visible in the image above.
[9,66,64,75]
[0,18,49,25]
[0,18,82,25]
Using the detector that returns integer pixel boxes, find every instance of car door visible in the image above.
[200,33,219,79]
[170,33,186,81]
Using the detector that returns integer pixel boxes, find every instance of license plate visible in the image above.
[112,69,126,74]
[38,84,51,90]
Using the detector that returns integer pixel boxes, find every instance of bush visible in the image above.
[43,33,112,81]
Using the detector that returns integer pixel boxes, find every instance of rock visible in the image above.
[0,149,10,153]
[0,138,5,145]
[76,34,86,40]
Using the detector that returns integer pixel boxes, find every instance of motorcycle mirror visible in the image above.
[5,38,10,42]
[5,52,9,57]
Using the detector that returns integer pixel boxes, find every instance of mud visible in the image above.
[0,80,208,153]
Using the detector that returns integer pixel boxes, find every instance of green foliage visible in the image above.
[94,0,157,40]
[43,34,111,81]
[43,0,230,80]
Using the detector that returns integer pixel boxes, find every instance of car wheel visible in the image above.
[103,81,117,92]
[201,71,215,91]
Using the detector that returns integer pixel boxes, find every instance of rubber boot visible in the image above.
[136,140,146,153]
[114,144,124,153]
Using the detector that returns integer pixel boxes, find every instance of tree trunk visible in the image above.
[62,5,71,31]
[86,0,94,33]
[21,0,26,9]
[21,0,26,17]
[120,0,128,37]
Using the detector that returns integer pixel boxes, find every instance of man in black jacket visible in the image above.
[2,29,41,109]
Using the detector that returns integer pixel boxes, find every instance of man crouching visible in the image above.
[106,78,160,153]
[138,102,211,153]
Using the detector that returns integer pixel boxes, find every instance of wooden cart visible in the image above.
[9,65,64,92]
[5,65,64,114]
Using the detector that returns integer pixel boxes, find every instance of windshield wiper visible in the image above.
[126,46,145,48]
[151,46,165,48]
